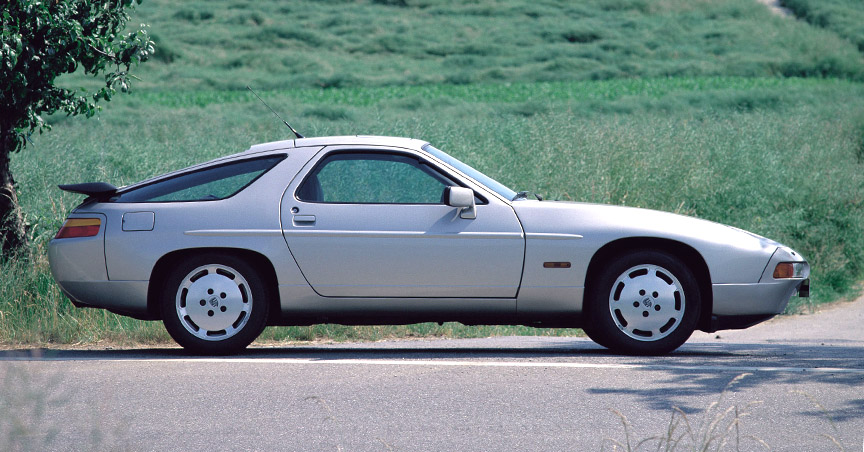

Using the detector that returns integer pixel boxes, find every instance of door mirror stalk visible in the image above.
[446,186,477,219]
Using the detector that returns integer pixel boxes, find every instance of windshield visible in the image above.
[422,144,517,201]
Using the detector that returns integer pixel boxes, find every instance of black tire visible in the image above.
[161,253,270,355]
[583,250,700,355]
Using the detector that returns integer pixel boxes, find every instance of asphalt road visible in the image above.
[2,298,862,451]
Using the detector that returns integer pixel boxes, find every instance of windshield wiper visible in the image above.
[512,191,543,201]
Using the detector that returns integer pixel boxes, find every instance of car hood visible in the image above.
[510,200,782,283]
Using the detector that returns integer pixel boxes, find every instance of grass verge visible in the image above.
[3,76,864,346]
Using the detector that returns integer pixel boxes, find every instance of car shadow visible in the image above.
[0,340,605,361]
[2,339,862,418]
[1,338,861,369]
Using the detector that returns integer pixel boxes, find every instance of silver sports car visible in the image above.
[49,135,810,355]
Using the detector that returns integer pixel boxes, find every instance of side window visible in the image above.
[297,153,454,204]
[114,155,286,203]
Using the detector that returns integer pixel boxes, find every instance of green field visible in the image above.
[2,0,864,346]
[62,0,864,90]
[783,0,864,53]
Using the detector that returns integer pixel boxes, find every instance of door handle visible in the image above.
[293,215,316,223]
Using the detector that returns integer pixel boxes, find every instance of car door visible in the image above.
[280,147,525,298]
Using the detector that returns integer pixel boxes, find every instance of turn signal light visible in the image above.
[54,218,102,239]
[773,262,805,279]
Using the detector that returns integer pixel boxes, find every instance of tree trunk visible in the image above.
[0,138,28,258]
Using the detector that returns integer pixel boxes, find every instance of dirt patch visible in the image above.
[756,0,794,17]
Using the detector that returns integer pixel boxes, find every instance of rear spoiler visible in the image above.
[58,182,118,202]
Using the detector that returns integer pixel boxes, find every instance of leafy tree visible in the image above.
[0,0,153,256]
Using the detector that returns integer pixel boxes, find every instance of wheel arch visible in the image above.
[584,237,713,331]
[147,247,281,322]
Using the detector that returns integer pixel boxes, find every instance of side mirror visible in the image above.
[446,186,476,219]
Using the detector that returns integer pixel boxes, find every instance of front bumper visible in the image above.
[711,279,806,316]
[710,245,809,326]
[706,277,808,332]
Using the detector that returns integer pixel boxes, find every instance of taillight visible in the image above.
[55,218,102,239]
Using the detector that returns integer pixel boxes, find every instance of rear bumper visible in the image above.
[55,280,151,318]
[49,215,155,319]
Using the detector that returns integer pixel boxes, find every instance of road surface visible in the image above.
[1,297,862,451]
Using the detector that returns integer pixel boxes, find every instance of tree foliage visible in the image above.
[0,0,153,255]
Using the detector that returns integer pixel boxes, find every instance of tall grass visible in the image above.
[783,0,864,53]
[59,0,864,93]
[0,253,169,346]
[3,77,863,345]
[603,374,851,451]
[603,374,765,451]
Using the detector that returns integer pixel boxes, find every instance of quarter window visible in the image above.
[114,155,285,203]
[297,153,455,204]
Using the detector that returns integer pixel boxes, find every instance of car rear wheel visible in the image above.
[161,253,269,354]
[583,250,700,355]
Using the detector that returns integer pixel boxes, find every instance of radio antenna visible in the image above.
[246,86,304,139]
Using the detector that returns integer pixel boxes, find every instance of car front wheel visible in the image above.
[161,253,270,354]
[583,250,700,355]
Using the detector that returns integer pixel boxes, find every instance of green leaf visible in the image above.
[1,0,153,155]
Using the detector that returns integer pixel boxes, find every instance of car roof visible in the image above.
[115,136,432,193]
[244,135,429,154]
